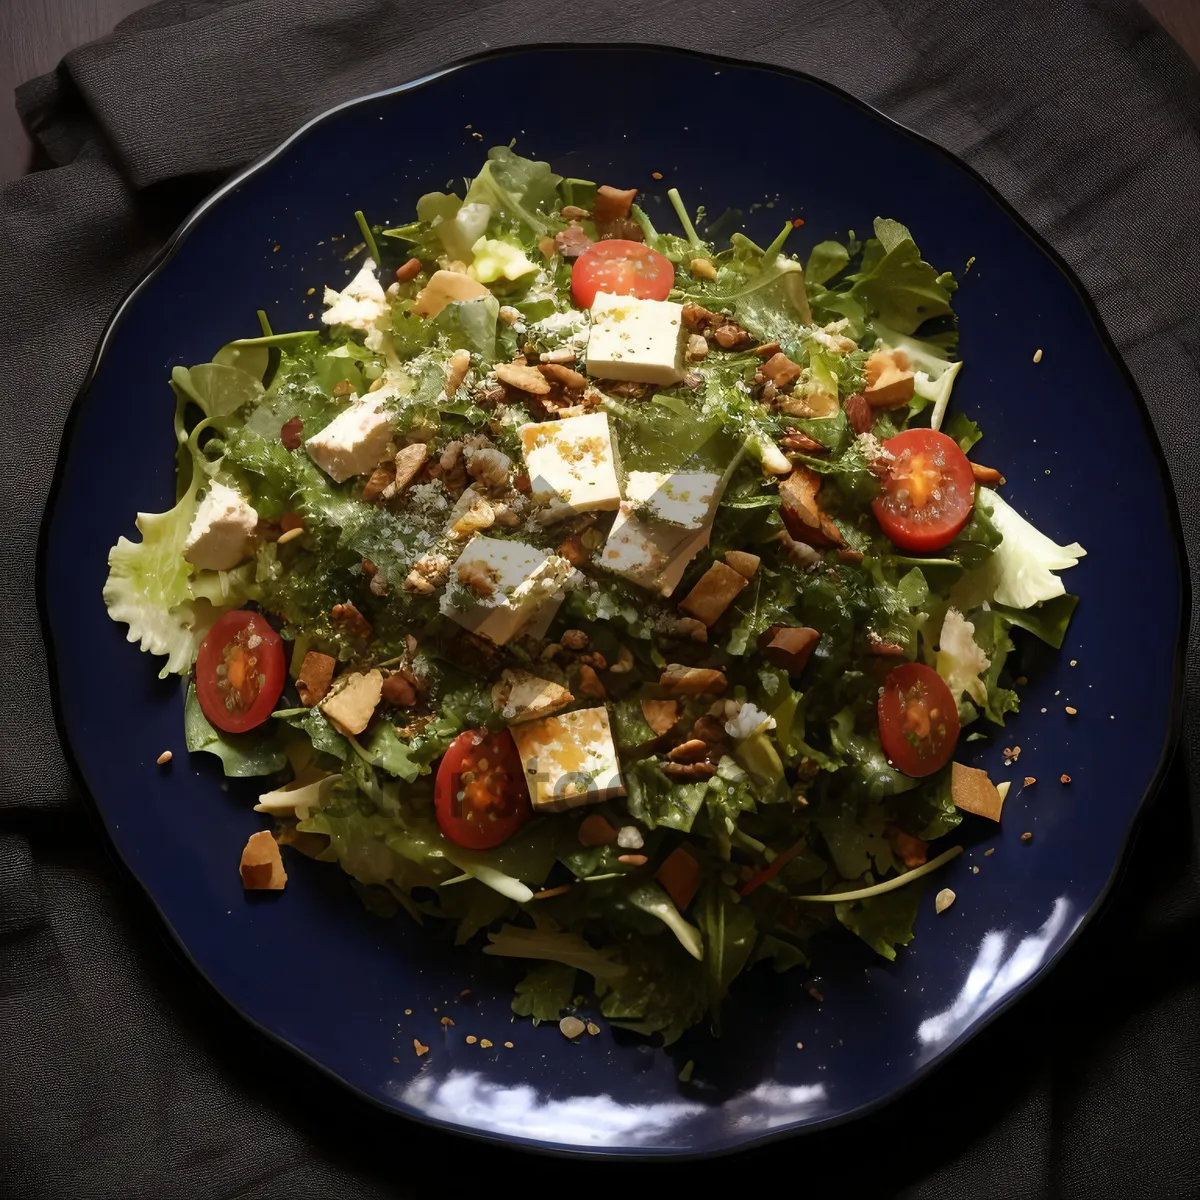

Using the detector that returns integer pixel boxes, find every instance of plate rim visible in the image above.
[35,41,1190,1160]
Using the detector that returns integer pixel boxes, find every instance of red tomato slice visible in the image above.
[877,662,960,778]
[872,428,975,553]
[195,610,286,734]
[434,728,532,850]
[571,239,675,309]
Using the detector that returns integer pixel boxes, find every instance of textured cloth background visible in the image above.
[2,2,1198,1196]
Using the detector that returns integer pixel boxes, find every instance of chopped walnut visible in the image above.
[685,333,709,362]
[667,739,709,764]
[456,557,498,598]
[578,663,606,698]
[381,669,420,708]
[403,552,451,594]
[361,460,396,502]
[560,629,590,651]
[659,665,727,696]
[393,443,428,494]
[663,761,717,780]
[713,323,754,350]
[331,602,372,640]
[465,446,512,489]
[539,363,588,390]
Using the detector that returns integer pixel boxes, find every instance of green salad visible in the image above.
[105,147,1085,1043]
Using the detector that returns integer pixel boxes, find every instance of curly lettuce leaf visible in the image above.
[952,488,1086,610]
[512,962,577,1025]
[936,606,990,708]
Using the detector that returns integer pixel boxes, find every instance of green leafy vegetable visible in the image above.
[183,684,287,777]
[512,962,577,1024]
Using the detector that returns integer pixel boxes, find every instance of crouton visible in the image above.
[779,467,845,548]
[678,561,749,627]
[593,185,638,222]
[656,846,701,911]
[393,443,429,493]
[321,670,383,736]
[863,348,915,409]
[578,814,619,846]
[412,269,490,318]
[240,830,287,891]
[757,625,820,673]
[491,669,573,724]
[296,651,337,708]
[951,762,1006,822]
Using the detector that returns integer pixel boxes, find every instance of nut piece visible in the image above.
[667,739,709,764]
[641,699,678,737]
[393,443,429,494]
[395,257,422,283]
[713,322,754,350]
[490,668,573,724]
[678,561,750,627]
[381,671,419,708]
[445,348,472,396]
[559,1016,587,1039]
[404,552,452,594]
[361,460,396,502]
[593,185,638,222]
[663,761,717,779]
[296,650,338,707]
[970,461,1006,486]
[321,670,383,736]
[577,663,606,698]
[884,825,928,868]
[240,830,287,891]
[761,352,803,389]
[280,416,304,450]
[156,750,173,766]
[724,551,761,580]
[617,854,648,866]
[494,362,551,395]
[331,601,373,640]
[685,333,709,362]
[844,391,874,434]
[578,813,618,846]
[539,362,588,390]
[863,348,915,409]
[951,761,1006,822]
[934,887,956,914]
[560,629,589,651]
[689,257,717,281]
[659,665,728,696]
[758,625,820,674]
[466,447,512,489]
[779,467,845,548]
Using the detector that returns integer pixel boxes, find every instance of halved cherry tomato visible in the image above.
[877,662,960,778]
[434,728,532,849]
[571,239,675,309]
[195,610,286,734]
[872,428,975,553]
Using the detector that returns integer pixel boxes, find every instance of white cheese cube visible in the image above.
[600,502,710,596]
[585,292,686,385]
[183,481,258,571]
[625,470,722,529]
[305,397,393,483]
[322,259,389,332]
[439,535,574,646]
[519,412,621,522]
[509,706,625,811]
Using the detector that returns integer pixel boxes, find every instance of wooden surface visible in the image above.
[1,0,1198,186]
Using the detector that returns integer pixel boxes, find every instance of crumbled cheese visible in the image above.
[183,481,258,571]
[723,701,776,741]
[322,259,388,333]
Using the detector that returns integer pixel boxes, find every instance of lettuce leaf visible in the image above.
[596,937,707,1045]
[183,684,288,777]
[834,877,923,961]
[512,962,577,1025]
[693,883,757,1027]
[464,146,562,239]
[849,218,957,335]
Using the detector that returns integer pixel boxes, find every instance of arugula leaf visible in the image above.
[725,566,799,656]
[276,706,350,760]
[693,883,757,1027]
[891,765,963,841]
[752,933,810,972]
[512,962,577,1025]
[596,937,707,1045]
[431,295,499,363]
[941,410,982,454]
[688,254,813,342]
[834,877,923,960]
[183,684,288,777]
[362,722,423,782]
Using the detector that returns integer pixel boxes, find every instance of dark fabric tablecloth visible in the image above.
[2,2,1198,1196]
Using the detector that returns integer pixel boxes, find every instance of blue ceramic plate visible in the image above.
[40,46,1184,1157]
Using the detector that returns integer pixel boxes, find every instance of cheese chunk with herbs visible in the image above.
[509,706,625,811]
[600,501,710,596]
[519,412,621,522]
[440,535,574,645]
[585,292,686,385]
[306,397,392,483]
[625,470,722,530]
[183,481,258,571]
[322,259,388,332]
